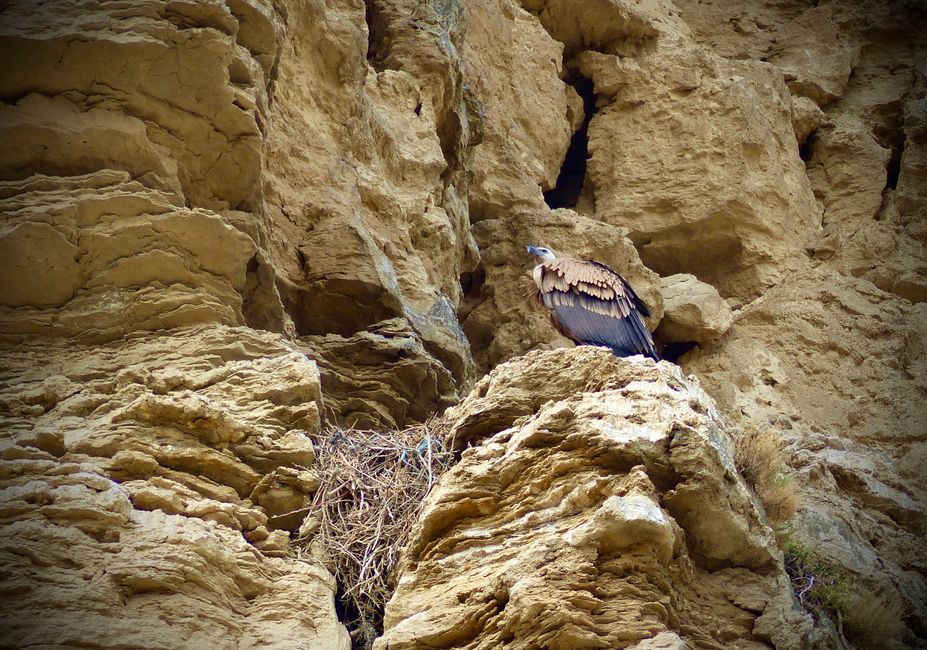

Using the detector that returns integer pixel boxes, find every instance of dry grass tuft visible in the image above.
[844,590,907,649]
[734,427,798,525]
[295,419,456,649]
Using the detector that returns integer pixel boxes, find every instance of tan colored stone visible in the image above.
[0,220,80,307]
[0,172,257,341]
[300,318,457,429]
[685,269,927,628]
[0,324,348,646]
[586,49,820,301]
[657,273,734,343]
[463,0,578,220]
[378,348,810,649]
[0,458,348,649]
[768,5,860,106]
[263,0,479,392]
[790,95,828,145]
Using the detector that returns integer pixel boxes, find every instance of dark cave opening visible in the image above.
[884,135,905,191]
[660,340,698,364]
[363,0,386,72]
[458,265,486,322]
[544,75,597,210]
[798,130,816,164]
[332,582,379,650]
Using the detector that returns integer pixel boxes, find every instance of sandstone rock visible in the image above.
[0,171,256,341]
[0,325,348,646]
[263,0,479,393]
[3,0,927,645]
[768,5,860,106]
[807,114,891,229]
[0,0,281,211]
[300,318,457,429]
[0,456,348,649]
[790,95,828,144]
[657,273,734,343]
[586,48,820,302]
[463,0,578,220]
[685,269,927,629]
[378,348,810,649]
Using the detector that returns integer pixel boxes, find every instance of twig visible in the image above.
[295,419,456,646]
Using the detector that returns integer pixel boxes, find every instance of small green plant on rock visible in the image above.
[783,537,854,618]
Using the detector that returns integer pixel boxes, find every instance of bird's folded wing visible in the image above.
[541,290,655,357]
[537,260,656,357]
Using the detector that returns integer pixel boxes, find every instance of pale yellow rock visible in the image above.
[768,5,860,106]
[807,114,891,228]
[0,220,80,307]
[263,0,479,390]
[1,0,926,644]
[0,325,349,647]
[0,172,257,341]
[378,347,810,649]
[300,318,457,429]
[463,0,577,219]
[587,50,820,301]
[657,273,734,343]
[0,459,348,649]
[685,269,927,628]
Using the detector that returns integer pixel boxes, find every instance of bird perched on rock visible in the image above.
[527,245,659,361]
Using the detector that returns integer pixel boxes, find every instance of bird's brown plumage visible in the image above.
[528,257,658,360]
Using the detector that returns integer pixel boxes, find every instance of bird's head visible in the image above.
[527,245,556,262]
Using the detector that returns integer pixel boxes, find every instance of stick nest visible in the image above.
[296,420,456,649]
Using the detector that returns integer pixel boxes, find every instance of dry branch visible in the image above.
[296,420,456,649]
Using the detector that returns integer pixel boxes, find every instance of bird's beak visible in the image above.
[527,245,541,257]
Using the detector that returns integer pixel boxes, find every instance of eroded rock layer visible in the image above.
[1,0,926,645]
[378,348,811,649]
[0,326,348,648]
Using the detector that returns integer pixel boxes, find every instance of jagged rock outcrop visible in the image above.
[657,274,734,344]
[378,348,812,649]
[262,0,479,393]
[686,269,927,632]
[2,0,926,645]
[300,318,458,429]
[0,325,349,647]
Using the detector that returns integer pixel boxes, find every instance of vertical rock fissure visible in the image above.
[884,132,905,191]
[364,0,386,72]
[543,75,597,210]
[798,130,817,163]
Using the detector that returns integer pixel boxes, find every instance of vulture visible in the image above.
[527,245,659,361]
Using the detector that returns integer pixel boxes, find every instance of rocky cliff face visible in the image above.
[0,0,924,647]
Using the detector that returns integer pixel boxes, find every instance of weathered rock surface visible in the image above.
[378,348,811,649]
[2,0,926,645]
[263,0,479,392]
[685,269,927,630]
[463,0,579,220]
[657,273,734,344]
[567,3,820,303]
[300,318,457,430]
[0,325,349,647]
[0,171,257,341]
